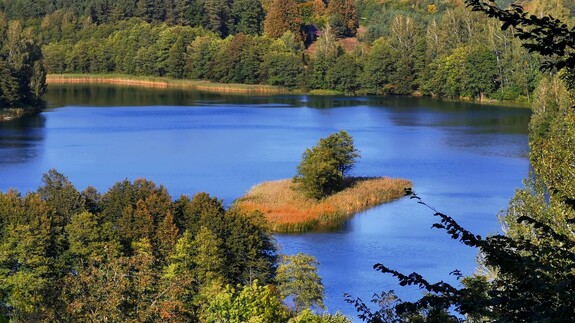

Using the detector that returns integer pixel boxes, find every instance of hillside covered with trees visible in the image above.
[1,0,571,103]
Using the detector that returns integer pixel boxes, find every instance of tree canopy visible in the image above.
[0,170,279,321]
[293,130,360,200]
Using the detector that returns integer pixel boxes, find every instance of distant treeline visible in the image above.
[3,0,575,102]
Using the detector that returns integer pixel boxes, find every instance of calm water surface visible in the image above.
[0,85,531,319]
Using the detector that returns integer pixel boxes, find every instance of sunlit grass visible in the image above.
[233,177,412,233]
[46,74,293,95]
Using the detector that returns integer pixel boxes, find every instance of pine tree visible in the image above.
[203,0,231,37]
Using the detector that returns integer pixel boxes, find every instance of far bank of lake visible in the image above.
[46,74,532,108]
[46,74,292,95]
[0,84,531,319]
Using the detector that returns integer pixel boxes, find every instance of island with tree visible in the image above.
[234,130,411,232]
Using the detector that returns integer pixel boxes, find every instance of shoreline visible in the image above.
[46,74,292,95]
[46,74,531,108]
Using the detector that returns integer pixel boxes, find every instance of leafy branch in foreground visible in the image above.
[346,193,575,322]
[465,0,575,71]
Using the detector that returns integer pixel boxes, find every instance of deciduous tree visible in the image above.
[263,0,303,40]
[293,130,359,199]
[276,253,325,313]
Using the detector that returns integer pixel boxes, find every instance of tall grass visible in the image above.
[233,177,412,233]
[46,74,293,95]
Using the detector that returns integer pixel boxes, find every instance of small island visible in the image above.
[234,130,411,232]
[235,177,411,232]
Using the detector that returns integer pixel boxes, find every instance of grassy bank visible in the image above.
[46,74,292,95]
[233,177,412,233]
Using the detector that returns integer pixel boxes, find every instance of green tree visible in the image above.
[293,130,359,199]
[0,193,64,321]
[38,169,85,225]
[292,309,351,322]
[203,0,230,37]
[159,229,197,320]
[231,0,264,35]
[387,15,423,95]
[0,19,46,110]
[203,280,289,322]
[309,25,340,90]
[223,210,277,285]
[166,37,186,79]
[327,53,360,94]
[362,37,396,95]
[192,226,225,286]
[294,146,342,200]
[65,211,115,263]
[263,50,303,88]
[0,59,20,107]
[186,35,219,79]
[463,46,499,100]
[173,0,205,26]
[276,253,325,313]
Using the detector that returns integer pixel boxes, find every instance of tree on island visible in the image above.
[293,130,360,200]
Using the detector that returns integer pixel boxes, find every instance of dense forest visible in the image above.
[0,169,351,321]
[2,0,573,103]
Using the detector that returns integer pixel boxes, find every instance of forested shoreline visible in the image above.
[1,0,570,107]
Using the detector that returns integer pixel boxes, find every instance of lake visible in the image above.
[0,85,531,319]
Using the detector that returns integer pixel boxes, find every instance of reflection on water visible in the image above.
[0,84,533,320]
[0,114,45,164]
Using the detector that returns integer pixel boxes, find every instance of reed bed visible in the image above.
[233,177,412,233]
[46,74,292,95]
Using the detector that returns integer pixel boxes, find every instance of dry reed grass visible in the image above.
[233,177,412,232]
[46,74,292,95]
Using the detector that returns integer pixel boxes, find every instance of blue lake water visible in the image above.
[0,85,531,319]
